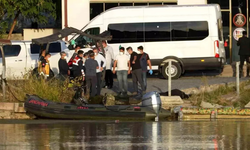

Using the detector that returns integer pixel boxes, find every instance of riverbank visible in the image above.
[1,75,250,119]
[0,102,34,119]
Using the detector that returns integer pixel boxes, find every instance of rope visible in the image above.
[0,79,23,102]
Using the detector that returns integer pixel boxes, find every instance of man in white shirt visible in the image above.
[102,40,114,89]
[113,47,131,97]
[93,47,106,96]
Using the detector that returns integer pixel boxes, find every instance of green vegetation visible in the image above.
[1,72,75,103]
[189,85,235,106]
[189,77,250,108]
[0,0,56,39]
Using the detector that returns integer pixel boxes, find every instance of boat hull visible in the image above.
[25,95,171,120]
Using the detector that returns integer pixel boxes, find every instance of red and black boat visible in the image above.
[24,92,171,120]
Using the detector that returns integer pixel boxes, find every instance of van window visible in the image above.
[0,45,21,58]
[73,27,100,49]
[30,44,41,54]
[171,21,209,41]
[108,23,143,43]
[217,19,223,41]
[145,22,171,42]
[108,21,208,43]
[31,42,61,54]
[48,43,61,53]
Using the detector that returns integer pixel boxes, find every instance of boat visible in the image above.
[24,92,171,121]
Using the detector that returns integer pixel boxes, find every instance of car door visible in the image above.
[0,43,27,78]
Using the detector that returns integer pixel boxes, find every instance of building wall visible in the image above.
[62,0,90,30]
[62,0,90,40]
[23,29,60,41]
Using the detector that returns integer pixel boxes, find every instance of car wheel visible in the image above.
[162,61,182,79]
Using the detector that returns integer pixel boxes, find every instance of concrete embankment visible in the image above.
[0,102,33,119]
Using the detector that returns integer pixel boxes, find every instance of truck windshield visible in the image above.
[69,27,100,50]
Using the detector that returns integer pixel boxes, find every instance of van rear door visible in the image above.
[217,18,226,64]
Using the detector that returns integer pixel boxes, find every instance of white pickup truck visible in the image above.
[0,40,73,78]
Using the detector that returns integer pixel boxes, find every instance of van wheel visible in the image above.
[162,61,182,79]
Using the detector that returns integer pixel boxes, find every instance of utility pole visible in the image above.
[247,0,249,36]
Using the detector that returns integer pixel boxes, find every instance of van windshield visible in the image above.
[69,27,100,50]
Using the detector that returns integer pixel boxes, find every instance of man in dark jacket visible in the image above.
[58,51,70,81]
[72,50,85,81]
[237,31,250,77]
[68,45,81,77]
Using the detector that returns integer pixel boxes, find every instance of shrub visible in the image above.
[1,72,75,103]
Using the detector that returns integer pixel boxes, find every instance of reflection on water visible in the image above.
[0,119,250,150]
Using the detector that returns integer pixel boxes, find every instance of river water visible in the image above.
[0,119,249,150]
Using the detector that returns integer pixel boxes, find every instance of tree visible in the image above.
[0,5,8,38]
[1,0,56,39]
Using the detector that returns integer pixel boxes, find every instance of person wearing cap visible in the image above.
[137,46,153,91]
[58,51,70,81]
[113,47,131,97]
[237,31,250,77]
[93,47,106,95]
[102,40,114,89]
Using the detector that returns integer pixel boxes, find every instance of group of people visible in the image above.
[113,46,153,98]
[38,40,153,99]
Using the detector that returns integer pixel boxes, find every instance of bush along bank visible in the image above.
[0,72,75,103]
[184,76,250,108]
[178,78,250,119]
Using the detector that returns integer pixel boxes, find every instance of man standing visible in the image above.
[127,47,145,98]
[113,47,131,97]
[85,50,99,97]
[68,45,81,77]
[58,51,70,81]
[102,40,114,89]
[40,53,51,79]
[93,47,106,95]
[137,46,153,91]
[72,50,85,82]
[237,31,250,77]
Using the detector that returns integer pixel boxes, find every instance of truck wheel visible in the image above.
[162,61,182,79]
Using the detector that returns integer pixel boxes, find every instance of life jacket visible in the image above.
[38,59,50,76]
[72,56,81,68]
[44,60,50,76]
[68,53,77,69]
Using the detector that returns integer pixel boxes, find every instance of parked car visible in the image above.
[0,40,72,79]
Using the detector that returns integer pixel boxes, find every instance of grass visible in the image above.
[0,71,75,103]
[233,88,250,108]
[188,76,250,108]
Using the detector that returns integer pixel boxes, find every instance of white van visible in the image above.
[0,40,71,78]
[71,4,225,79]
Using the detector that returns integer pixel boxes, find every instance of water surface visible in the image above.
[0,119,249,150]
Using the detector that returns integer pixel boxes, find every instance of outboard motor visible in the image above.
[142,91,162,121]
